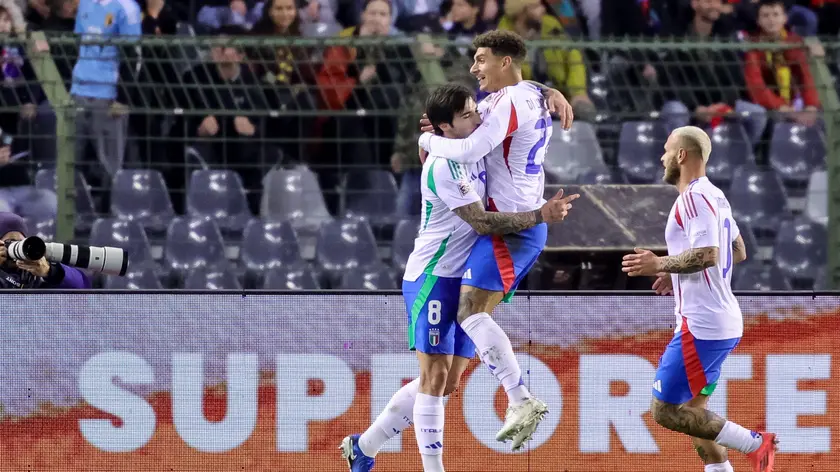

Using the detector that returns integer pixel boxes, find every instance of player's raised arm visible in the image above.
[451,188,579,235]
[418,94,516,165]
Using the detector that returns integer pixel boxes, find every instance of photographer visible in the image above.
[0,212,91,288]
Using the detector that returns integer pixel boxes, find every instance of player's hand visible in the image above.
[539,188,580,223]
[234,116,256,136]
[652,272,673,295]
[419,113,433,133]
[17,257,50,277]
[621,247,661,277]
[545,88,573,131]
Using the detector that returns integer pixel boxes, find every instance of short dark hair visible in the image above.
[425,84,474,136]
[758,0,786,10]
[473,30,527,64]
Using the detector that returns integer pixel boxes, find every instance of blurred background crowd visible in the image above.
[0,0,836,291]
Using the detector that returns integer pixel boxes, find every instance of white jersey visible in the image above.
[665,177,743,340]
[403,156,487,281]
[418,82,551,212]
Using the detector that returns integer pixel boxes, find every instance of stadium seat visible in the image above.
[733,263,792,291]
[805,170,827,226]
[343,170,399,225]
[184,265,242,290]
[768,122,826,185]
[737,221,759,262]
[240,218,303,275]
[705,123,754,186]
[545,121,608,182]
[89,218,155,269]
[617,121,668,183]
[23,217,55,241]
[260,166,332,229]
[772,217,826,282]
[315,218,380,283]
[110,169,176,233]
[813,266,829,290]
[391,219,419,273]
[104,266,163,289]
[577,168,628,185]
[186,170,252,233]
[728,165,790,235]
[263,264,320,289]
[339,266,397,290]
[163,217,227,273]
[34,168,96,230]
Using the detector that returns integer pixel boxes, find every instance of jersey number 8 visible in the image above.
[428,300,441,325]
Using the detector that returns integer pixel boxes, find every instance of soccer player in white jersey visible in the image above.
[340,84,577,472]
[416,30,562,451]
[621,127,778,472]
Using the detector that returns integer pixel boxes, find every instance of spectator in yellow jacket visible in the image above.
[497,0,596,121]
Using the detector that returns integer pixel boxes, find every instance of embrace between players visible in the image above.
[341,30,778,472]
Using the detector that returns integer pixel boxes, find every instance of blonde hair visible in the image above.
[672,126,712,163]
[0,0,26,34]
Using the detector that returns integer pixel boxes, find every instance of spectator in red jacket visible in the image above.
[743,0,820,126]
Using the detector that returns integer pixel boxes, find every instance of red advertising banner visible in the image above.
[1,293,837,471]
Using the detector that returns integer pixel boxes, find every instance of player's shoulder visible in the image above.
[116,0,141,20]
[428,156,466,182]
[686,178,731,213]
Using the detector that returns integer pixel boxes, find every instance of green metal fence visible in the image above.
[4,34,838,287]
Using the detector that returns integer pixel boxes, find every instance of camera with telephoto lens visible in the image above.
[3,236,129,276]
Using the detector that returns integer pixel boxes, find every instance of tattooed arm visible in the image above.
[732,234,747,264]
[453,201,543,235]
[658,247,719,274]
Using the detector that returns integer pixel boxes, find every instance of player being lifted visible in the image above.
[416,30,568,451]
[621,127,777,472]
[340,84,578,472]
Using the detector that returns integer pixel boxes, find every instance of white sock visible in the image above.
[705,461,734,472]
[461,312,531,406]
[714,421,762,454]
[358,378,419,457]
[414,393,445,472]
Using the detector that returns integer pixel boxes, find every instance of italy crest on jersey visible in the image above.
[429,328,440,346]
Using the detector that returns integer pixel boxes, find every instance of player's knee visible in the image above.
[419,364,449,395]
[443,373,463,396]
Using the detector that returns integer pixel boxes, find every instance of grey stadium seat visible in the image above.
[315,218,379,284]
[769,122,826,185]
[104,266,163,289]
[728,165,790,235]
[805,171,827,226]
[240,218,303,285]
[110,169,176,233]
[34,168,96,230]
[163,217,227,273]
[617,121,668,183]
[391,219,419,273]
[773,217,826,283]
[187,169,252,233]
[339,266,397,290]
[184,266,242,290]
[704,123,754,186]
[263,264,320,290]
[343,170,399,226]
[733,263,792,291]
[544,121,608,182]
[90,218,155,270]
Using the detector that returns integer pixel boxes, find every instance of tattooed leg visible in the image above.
[457,285,504,325]
[685,394,728,465]
[650,397,727,441]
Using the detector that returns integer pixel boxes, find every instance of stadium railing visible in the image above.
[6,34,839,288]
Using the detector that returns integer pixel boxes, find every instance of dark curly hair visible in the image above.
[472,30,527,64]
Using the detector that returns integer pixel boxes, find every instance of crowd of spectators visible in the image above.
[0,0,835,231]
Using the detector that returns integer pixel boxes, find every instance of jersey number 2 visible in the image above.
[722,218,733,279]
[526,117,550,175]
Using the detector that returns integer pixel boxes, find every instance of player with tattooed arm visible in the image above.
[621,126,778,472]
[340,84,578,472]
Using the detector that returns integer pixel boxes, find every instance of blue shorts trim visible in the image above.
[402,275,475,359]
[652,332,740,405]
[461,223,547,297]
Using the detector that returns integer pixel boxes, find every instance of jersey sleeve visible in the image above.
[418,93,518,165]
[683,192,720,248]
[118,1,143,36]
[431,159,482,210]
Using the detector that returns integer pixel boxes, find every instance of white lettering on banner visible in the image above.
[766,354,831,453]
[172,353,259,452]
[276,354,354,452]
[371,354,419,453]
[706,355,752,418]
[463,354,562,453]
[78,352,156,452]
[579,355,658,453]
